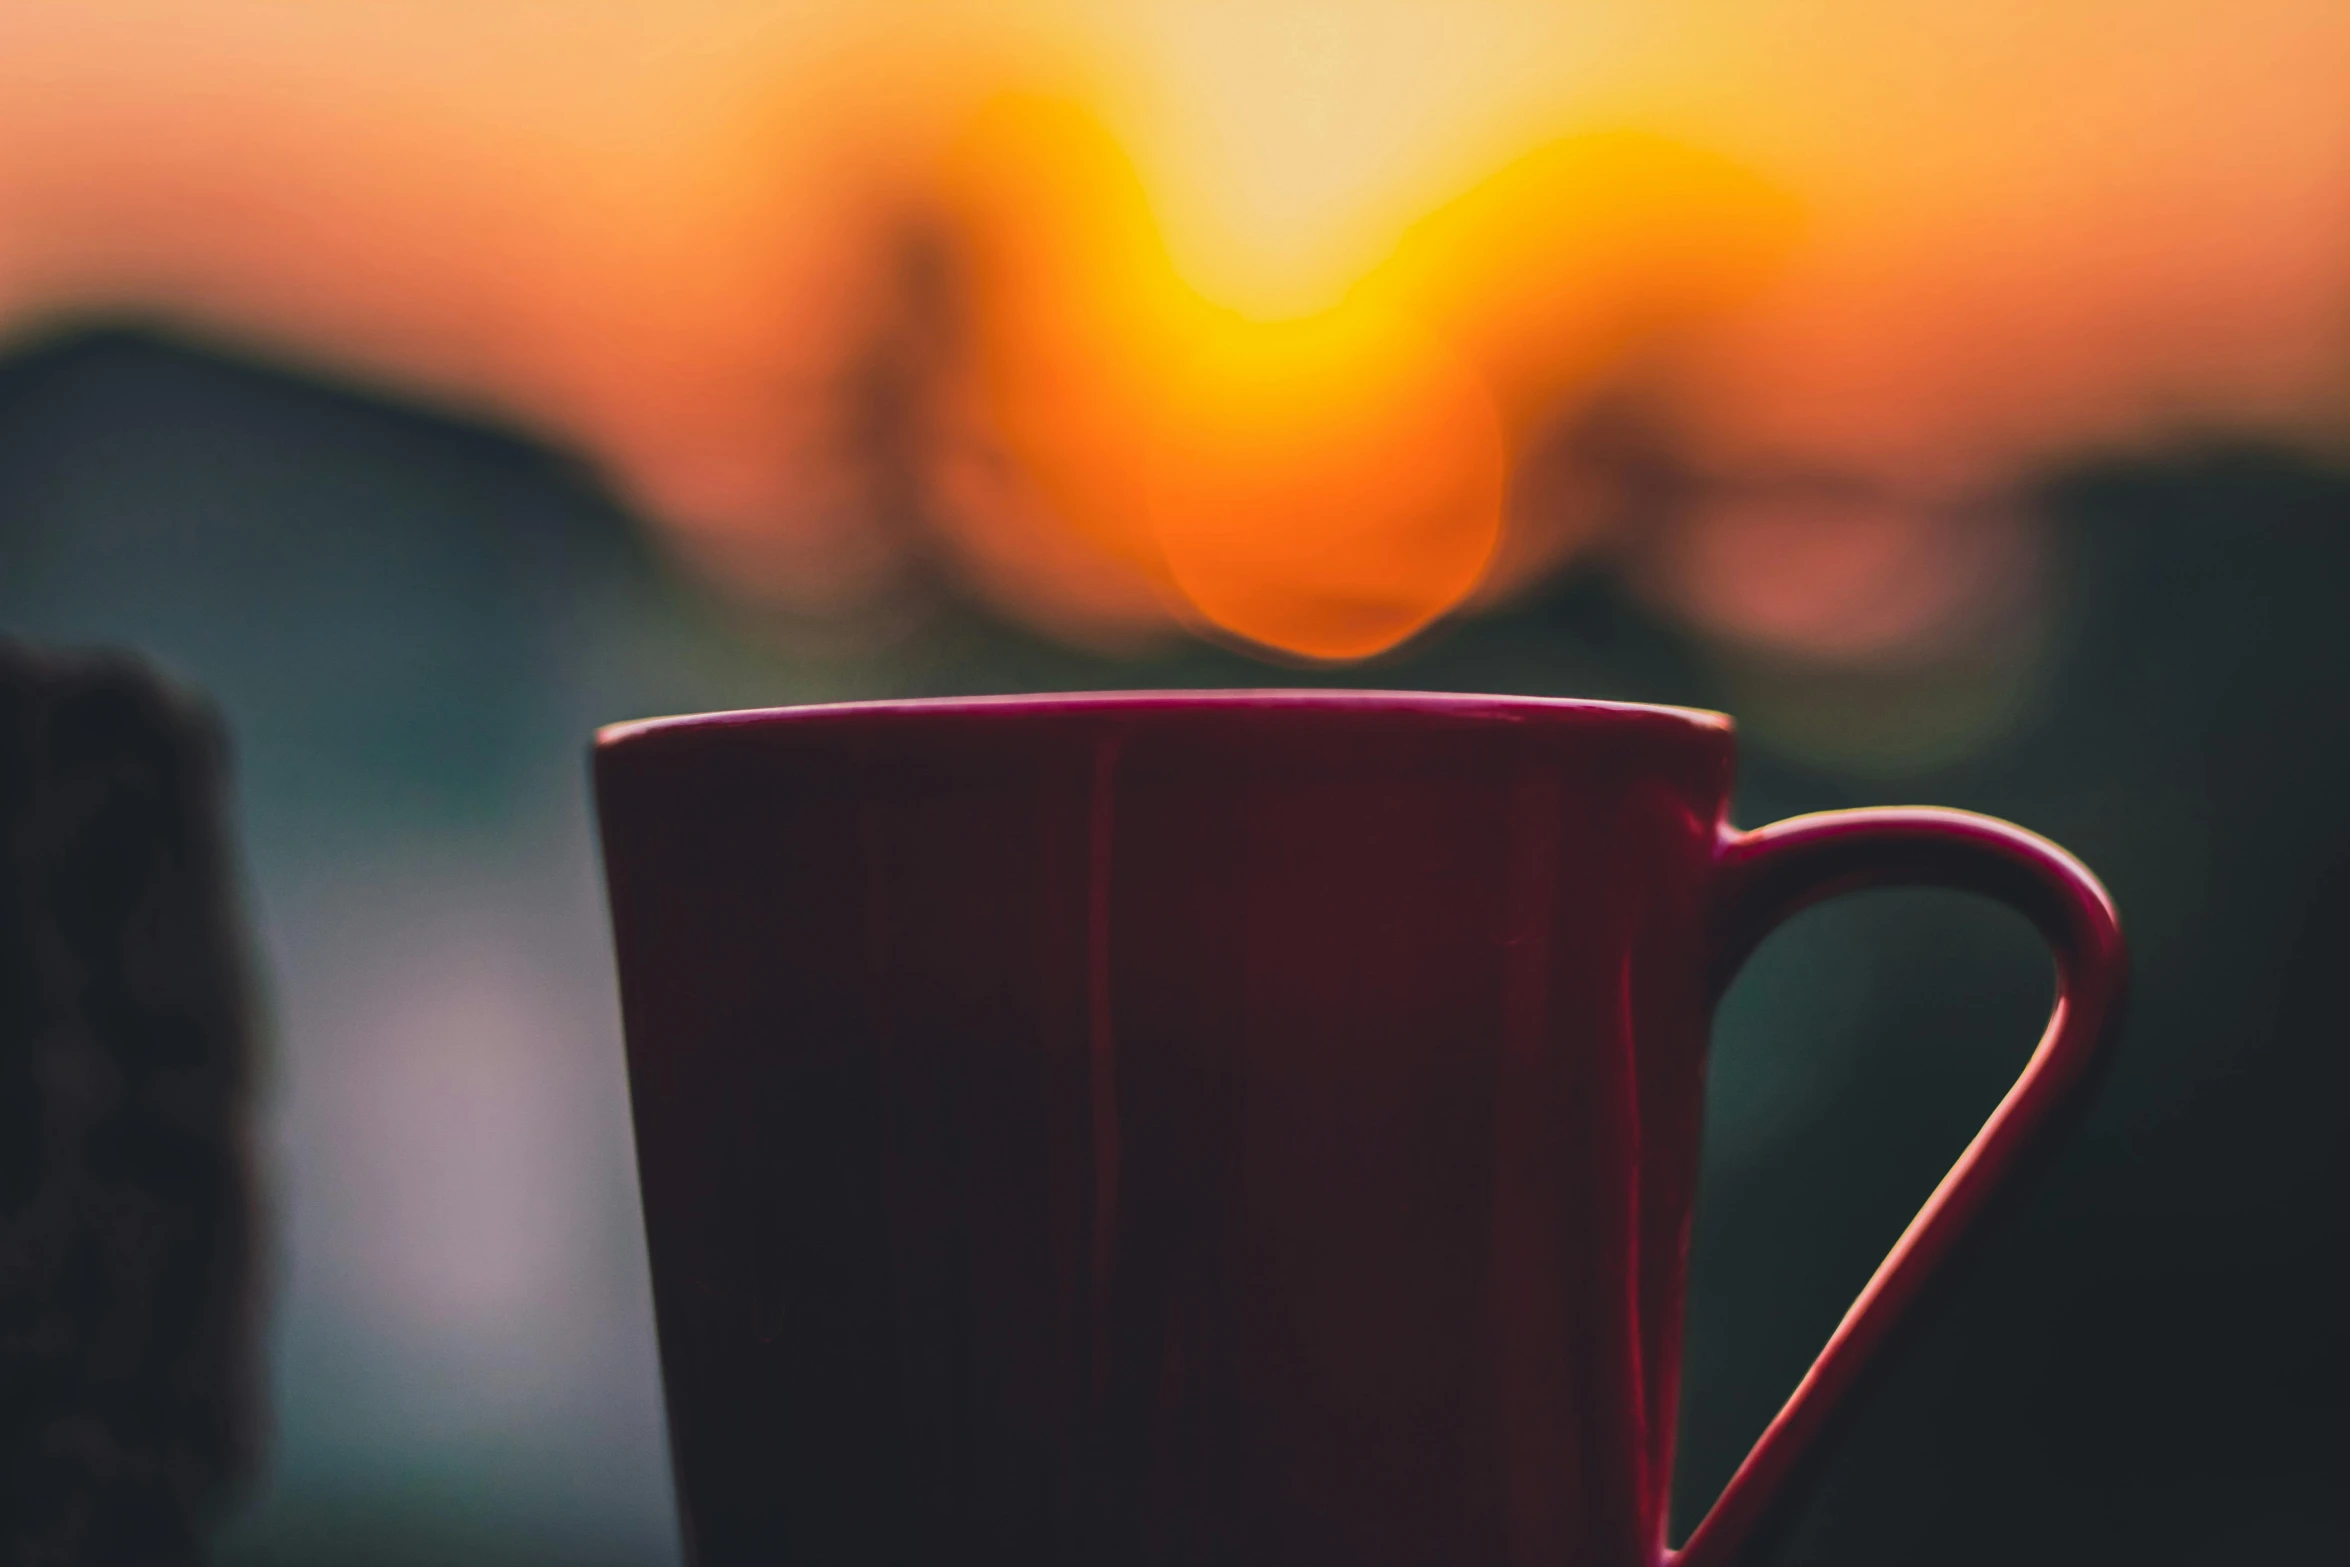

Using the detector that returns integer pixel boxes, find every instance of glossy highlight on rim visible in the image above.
[595,688,1735,749]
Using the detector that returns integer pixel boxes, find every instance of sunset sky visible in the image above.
[3,0,2344,658]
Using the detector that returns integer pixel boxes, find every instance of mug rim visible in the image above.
[598,690,1733,750]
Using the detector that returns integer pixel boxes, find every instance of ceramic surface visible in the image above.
[595,692,2125,1567]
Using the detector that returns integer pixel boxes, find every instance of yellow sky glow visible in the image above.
[2,0,2344,657]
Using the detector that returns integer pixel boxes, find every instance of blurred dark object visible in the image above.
[0,643,263,1564]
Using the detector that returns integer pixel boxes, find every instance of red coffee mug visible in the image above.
[595,692,2124,1567]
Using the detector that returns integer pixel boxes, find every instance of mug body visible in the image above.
[596,692,1736,1567]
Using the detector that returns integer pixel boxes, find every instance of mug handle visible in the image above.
[1668,807,2127,1567]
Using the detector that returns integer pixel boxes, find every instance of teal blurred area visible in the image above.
[4,326,2348,1565]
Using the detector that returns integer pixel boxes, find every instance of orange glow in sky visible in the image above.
[2,0,2345,659]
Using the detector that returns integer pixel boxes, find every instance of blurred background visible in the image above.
[3,2,2348,1562]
